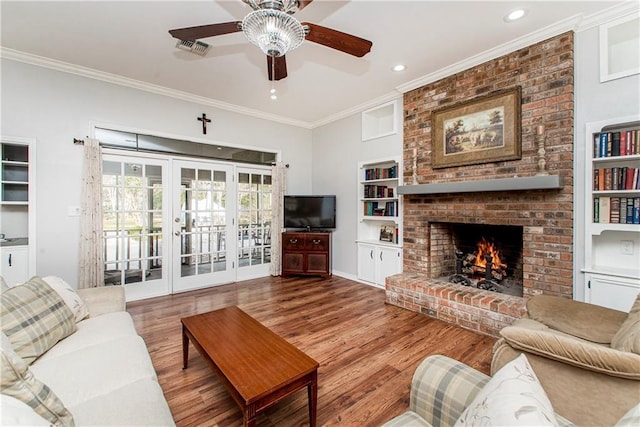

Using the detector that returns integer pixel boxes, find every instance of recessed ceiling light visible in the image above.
[504,9,526,22]
[392,64,406,72]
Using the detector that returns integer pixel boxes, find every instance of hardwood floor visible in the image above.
[127,275,496,427]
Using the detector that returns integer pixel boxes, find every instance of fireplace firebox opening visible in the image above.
[430,223,524,297]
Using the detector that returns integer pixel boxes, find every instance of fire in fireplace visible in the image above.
[430,223,524,297]
[451,237,510,291]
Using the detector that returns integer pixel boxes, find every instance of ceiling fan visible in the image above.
[168,0,373,81]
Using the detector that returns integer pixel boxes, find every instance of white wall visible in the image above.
[1,58,313,287]
[311,97,403,278]
[574,22,640,301]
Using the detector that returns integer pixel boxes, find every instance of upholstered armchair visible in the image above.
[492,294,640,426]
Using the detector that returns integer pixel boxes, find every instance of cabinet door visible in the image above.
[586,274,640,312]
[378,246,402,285]
[0,246,29,286]
[306,253,328,275]
[282,253,305,274]
[357,244,376,284]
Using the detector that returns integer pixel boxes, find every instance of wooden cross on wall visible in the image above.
[198,113,211,134]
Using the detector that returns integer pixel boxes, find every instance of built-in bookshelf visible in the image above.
[583,118,640,311]
[356,157,402,288]
[0,137,36,285]
[1,143,29,204]
[591,127,640,226]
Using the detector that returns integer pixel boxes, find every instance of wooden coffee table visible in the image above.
[181,306,319,427]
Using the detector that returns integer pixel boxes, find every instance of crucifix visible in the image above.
[197,113,211,135]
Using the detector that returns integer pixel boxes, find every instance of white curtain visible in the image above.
[270,162,287,276]
[78,138,104,288]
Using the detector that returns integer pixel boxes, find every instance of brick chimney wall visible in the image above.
[386,32,575,336]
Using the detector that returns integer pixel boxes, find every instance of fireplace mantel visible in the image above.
[398,175,561,195]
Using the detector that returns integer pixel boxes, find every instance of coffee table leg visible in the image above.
[244,406,257,427]
[308,370,318,427]
[182,325,189,369]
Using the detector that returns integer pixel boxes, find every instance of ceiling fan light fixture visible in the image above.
[242,9,305,57]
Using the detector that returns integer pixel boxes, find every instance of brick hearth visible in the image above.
[386,32,574,337]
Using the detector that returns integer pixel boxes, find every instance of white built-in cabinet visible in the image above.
[357,243,402,287]
[582,117,640,312]
[356,157,402,288]
[0,137,36,285]
[0,246,29,286]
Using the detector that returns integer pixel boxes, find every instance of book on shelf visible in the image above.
[364,165,398,181]
[379,224,397,243]
[593,129,640,158]
[610,197,620,223]
[599,197,610,224]
[593,197,640,224]
[363,184,396,198]
[593,167,640,190]
[363,201,397,217]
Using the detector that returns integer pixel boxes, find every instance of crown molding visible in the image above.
[0,47,313,129]
[395,14,585,95]
[577,1,640,31]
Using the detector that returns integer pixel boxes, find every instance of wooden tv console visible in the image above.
[281,231,332,278]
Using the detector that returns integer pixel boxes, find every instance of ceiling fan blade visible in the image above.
[169,22,241,41]
[267,55,288,81]
[302,22,372,57]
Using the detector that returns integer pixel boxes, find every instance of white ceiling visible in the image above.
[0,1,628,128]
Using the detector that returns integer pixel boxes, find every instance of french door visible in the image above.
[236,167,273,280]
[102,156,170,300]
[172,160,236,292]
[103,154,271,299]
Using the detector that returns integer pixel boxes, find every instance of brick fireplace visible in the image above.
[386,32,574,337]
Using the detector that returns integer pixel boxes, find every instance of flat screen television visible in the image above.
[283,195,336,230]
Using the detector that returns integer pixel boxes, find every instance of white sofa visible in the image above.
[1,279,175,426]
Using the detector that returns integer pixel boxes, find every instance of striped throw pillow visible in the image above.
[1,332,75,426]
[1,277,76,364]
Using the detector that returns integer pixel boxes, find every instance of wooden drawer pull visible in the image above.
[289,239,298,244]
[312,239,321,244]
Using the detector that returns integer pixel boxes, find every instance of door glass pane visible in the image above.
[102,160,163,285]
[179,166,227,277]
[237,169,272,267]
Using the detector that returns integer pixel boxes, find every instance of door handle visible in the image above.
[380,251,383,261]
[8,253,12,267]
[174,231,181,236]
[370,250,373,259]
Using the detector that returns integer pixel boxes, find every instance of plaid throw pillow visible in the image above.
[1,277,76,364]
[1,332,75,426]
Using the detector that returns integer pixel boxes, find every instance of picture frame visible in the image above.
[379,225,396,243]
[431,87,522,169]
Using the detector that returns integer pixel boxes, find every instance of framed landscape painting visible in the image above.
[431,87,522,169]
